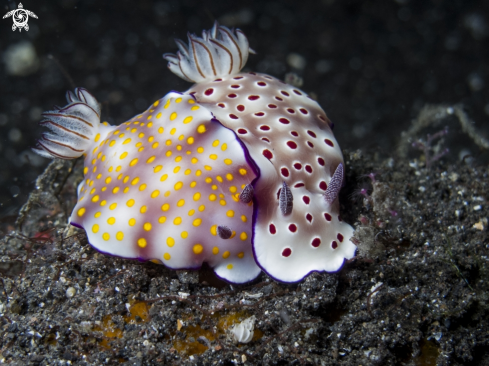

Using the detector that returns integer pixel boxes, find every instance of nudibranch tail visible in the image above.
[163,21,252,83]
[33,88,104,159]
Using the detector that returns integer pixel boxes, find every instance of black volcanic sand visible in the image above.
[0,140,488,365]
[1,0,489,219]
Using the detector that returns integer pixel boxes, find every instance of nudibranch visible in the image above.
[163,23,356,282]
[34,22,355,284]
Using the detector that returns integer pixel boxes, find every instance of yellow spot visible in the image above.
[190,181,197,188]
[130,158,138,166]
[204,165,212,171]
[184,169,191,175]
[158,216,166,224]
[226,173,233,181]
[92,224,99,233]
[230,186,237,193]
[193,244,203,254]
[151,190,160,198]
[241,215,247,222]
[240,232,248,241]
[131,128,137,133]
[114,130,120,135]
[127,199,135,207]
[173,217,182,225]
[226,210,235,218]
[224,159,232,165]
[153,100,159,107]
[219,200,226,206]
[116,232,124,241]
[193,192,201,201]
[191,157,198,164]
[193,218,202,227]
[160,174,168,182]
[154,165,162,173]
[120,152,128,159]
[177,199,185,207]
[167,237,175,247]
[140,205,147,214]
[129,218,136,226]
[96,173,102,180]
[143,223,152,231]
[173,166,181,173]
[170,127,176,135]
[116,166,122,172]
[136,142,142,147]
[175,156,182,162]
[212,247,219,255]
[176,145,182,151]
[163,253,171,260]
[137,238,147,248]
[109,140,116,147]
[107,217,116,225]
[187,136,194,145]
[139,184,147,191]
[188,209,195,216]
[223,251,230,259]
[212,185,218,191]
[195,170,202,177]
[138,132,145,138]
[174,181,183,190]
[124,187,130,193]
[147,156,156,164]
[103,233,110,241]
[95,133,101,142]
[164,191,171,197]
[170,112,177,120]
[92,195,100,202]
[191,105,199,110]
[161,203,170,211]
[197,147,204,153]
[108,166,113,173]
[84,167,88,174]
[158,126,164,133]
[198,205,205,212]
[197,125,206,133]
[100,200,107,207]
[181,231,188,239]
[209,194,217,201]
[210,225,217,236]
[123,138,131,145]
[123,176,130,184]
[152,142,159,149]
[77,208,86,217]
[183,116,193,124]
[176,97,182,103]
[227,264,233,270]
[239,168,247,175]
[94,212,101,218]
[221,143,227,151]
[205,177,212,184]
[209,154,218,160]
[166,151,172,157]
[212,140,219,147]
[216,176,223,183]
[105,177,112,184]
[188,99,195,104]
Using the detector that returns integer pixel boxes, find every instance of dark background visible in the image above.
[1,0,488,218]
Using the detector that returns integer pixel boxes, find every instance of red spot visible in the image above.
[293,89,302,95]
[261,137,270,143]
[331,241,338,249]
[281,91,290,97]
[263,149,273,159]
[337,233,344,242]
[307,141,314,148]
[255,112,265,116]
[217,103,225,108]
[282,248,292,257]
[317,157,325,166]
[237,105,245,112]
[248,95,260,101]
[276,188,282,199]
[288,224,297,233]
[268,104,277,109]
[228,93,237,98]
[281,167,290,177]
[302,196,310,204]
[319,115,326,122]
[214,79,223,82]
[305,165,313,173]
[275,96,283,101]
[230,114,239,120]
[237,128,247,134]
[204,88,214,96]
[324,213,332,221]
[307,130,317,138]
[324,139,334,147]
[260,125,270,131]
[279,118,290,124]
[306,213,313,222]
[287,108,295,114]
[257,81,267,86]
[312,238,321,247]
[249,72,257,75]
[294,183,305,188]
[233,76,244,80]
[293,163,302,170]
[231,85,240,89]
[269,224,277,234]
[300,108,309,115]
[290,131,299,137]
[287,141,298,149]
[319,181,327,190]
[338,216,342,222]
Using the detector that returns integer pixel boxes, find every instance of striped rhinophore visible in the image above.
[33,88,102,159]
